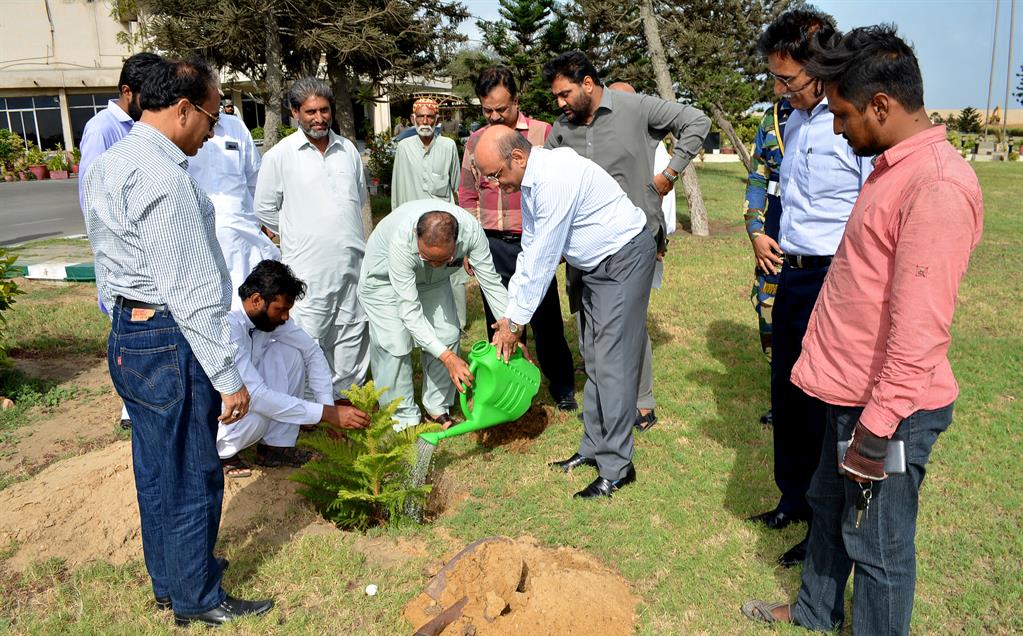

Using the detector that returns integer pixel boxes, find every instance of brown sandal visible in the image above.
[425,412,455,430]
[221,456,252,479]
[740,600,792,624]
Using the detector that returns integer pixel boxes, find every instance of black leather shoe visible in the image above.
[549,453,597,472]
[173,594,273,626]
[555,395,578,411]
[779,538,808,568]
[574,464,636,499]
[760,410,773,426]
[155,558,230,611]
[746,508,808,530]
[120,418,132,430]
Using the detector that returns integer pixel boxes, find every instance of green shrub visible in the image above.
[24,144,46,166]
[0,250,24,366]
[46,144,69,171]
[366,131,396,185]
[290,381,438,529]
[0,128,24,173]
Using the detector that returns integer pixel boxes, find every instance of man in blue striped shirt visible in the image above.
[475,125,655,499]
[82,57,273,627]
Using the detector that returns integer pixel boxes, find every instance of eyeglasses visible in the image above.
[418,250,456,267]
[193,103,220,131]
[769,70,817,94]
[483,164,504,184]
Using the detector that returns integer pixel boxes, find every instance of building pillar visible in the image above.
[372,86,391,137]
[57,87,74,150]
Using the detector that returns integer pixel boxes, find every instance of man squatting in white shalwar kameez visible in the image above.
[187,112,280,309]
[218,261,369,465]
[254,77,370,400]
[357,200,509,430]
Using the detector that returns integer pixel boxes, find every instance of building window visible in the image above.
[68,93,118,148]
[0,96,62,149]
[241,94,265,130]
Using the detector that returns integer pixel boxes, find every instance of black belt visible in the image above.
[782,254,833,269]
[484,230,522,243]
[116,296,168,311]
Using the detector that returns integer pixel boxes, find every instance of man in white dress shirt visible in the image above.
[218,260,369,475]
[476,125,655,500]
[188,112,279,309]
[254,77,370,400]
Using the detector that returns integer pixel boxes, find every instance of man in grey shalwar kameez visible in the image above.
[358,200,508,430]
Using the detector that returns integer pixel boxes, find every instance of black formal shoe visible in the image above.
[779,538,808,568]
[155,558,230,611]
[173,594,274,627]
[574,464,637,499]
[119,418,132,430]
[555,395,578,411]
[746,508,807,531]
[760,410,773,426]
[549,453,597,472]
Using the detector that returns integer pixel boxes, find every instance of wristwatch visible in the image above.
[508,320,521,334]
[661,169,679,184]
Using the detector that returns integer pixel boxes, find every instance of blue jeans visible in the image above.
[792,402,954,635]
[107,304,227,614]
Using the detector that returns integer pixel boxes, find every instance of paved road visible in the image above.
[0,179,85,246]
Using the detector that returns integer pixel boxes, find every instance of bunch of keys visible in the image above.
[855,482,873,529]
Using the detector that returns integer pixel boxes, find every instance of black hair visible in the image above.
[415,211,459,247]
[138,57,218,111]
[475,67,518,100]
[804,24,924,112]
[756,6,839,64]
[238,260,307,302]
[117,52,163,94]
[542,50,603,87]
[288,77,334,112]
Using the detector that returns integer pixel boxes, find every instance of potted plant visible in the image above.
[47,147,70,180]
[69,147,81,175]
[25,145,48,180]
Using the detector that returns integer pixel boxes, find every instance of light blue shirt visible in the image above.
[78,100,133,203]
[504,147,646,325]
[778,98,873,256]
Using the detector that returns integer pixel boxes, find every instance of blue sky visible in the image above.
[458,0,1023,110]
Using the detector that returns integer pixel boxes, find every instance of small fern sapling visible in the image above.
[290,381,439,529]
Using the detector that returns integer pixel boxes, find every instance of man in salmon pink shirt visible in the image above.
[742,26,984,635]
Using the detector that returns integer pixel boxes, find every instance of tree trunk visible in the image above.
[326,56,358,141]
[709,101,752,173]
[261,10,284,150]
[639,0,709,236]
[326,56,373,236]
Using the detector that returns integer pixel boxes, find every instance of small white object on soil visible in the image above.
[365,584,378,596]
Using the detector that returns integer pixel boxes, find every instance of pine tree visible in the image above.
[291,382,438,529]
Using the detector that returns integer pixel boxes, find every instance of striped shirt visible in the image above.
[82,122,242,393]
[503,147,646,325]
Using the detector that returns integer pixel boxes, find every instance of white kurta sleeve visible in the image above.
[253,148,284,233]
[388,235,448,359]
[233,322,324,425]
[277,322,333,405]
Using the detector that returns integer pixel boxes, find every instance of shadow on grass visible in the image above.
[688,320,809,577]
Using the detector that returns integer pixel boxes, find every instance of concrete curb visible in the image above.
[6,262,96,282]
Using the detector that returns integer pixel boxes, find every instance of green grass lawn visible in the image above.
[1,162,1020,634]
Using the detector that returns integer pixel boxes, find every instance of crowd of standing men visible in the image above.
[76,5,981,633]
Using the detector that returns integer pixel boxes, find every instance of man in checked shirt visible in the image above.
[82,57,273,627]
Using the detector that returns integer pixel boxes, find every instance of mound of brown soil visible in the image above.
[0,441,331,572]
[403,536,638,635]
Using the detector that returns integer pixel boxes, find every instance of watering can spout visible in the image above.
[416,341,540,446]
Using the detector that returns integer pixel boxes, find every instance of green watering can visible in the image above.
[418,340,541,446]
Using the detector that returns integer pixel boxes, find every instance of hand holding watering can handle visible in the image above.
[458,356,479,419]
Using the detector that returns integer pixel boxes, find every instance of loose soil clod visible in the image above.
[404,535,639,635]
